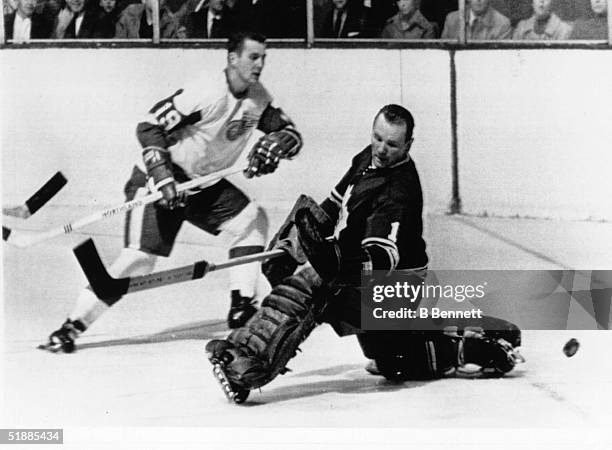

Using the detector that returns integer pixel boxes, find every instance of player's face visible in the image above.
[231,39,266,85]
[66,0,84,12]
[370,115,412,169]
[532,0,552,17]
[397,0,418,17]
[99,0,116,12]
[17,0,36,16]
[469,0,489,15]
[590,0,607,15]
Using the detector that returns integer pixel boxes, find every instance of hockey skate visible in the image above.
[206,341,250,403]
[226,290,257,329]
[37,319,86,353]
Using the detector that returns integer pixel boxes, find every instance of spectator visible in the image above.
[4,0,53,41]
[513,0,572,40]
[229,0,271,36]
[80,0,120,37]
[51,0,89,38]
[381,0,438,39]
[4,0,18,15]
[318,0,369,38]
[115,0,186,38]
[570,0,608,39]
[441,0,512,40]
[181,0,233,38]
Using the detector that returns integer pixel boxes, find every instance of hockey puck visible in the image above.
[563,338,580,357]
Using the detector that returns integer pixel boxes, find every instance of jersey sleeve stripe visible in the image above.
[330,188,343,205]
[363,239,399,271]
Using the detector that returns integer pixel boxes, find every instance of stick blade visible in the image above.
[25,171,68,215]
[73,238,128,300]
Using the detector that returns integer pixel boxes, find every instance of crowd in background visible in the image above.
[2,0,609,42]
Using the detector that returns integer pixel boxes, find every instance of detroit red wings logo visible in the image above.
[225,112,259,141]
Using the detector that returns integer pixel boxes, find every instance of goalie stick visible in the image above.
[2,166,242,248]
[74,238,285,300]
[2,171,67,220]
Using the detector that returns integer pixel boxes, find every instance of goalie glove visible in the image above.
[244,128,302,179]
[295,208,371,286]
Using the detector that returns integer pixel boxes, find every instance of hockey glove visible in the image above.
[244,129,302,178]
[295,208,342,283]
[143,146,185,209]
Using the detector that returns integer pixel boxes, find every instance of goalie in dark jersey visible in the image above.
[206,104,523,403]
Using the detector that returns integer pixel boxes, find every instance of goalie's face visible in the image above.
[371,115,412,169]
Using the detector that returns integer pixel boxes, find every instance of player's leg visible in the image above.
[358,316,523,380]
[40,167,183,352]
[186,179,268,328]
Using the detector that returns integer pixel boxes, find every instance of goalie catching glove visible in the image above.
[244,128,302,178]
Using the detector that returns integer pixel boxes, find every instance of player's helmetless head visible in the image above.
[370,104,414,169]
[227,32,267,92]
[532,0,552,18]
[17,0,37,17]
[590,0,607,15]
[469,0,490,16]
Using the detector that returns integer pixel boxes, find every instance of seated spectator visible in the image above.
[570,0,608,39]
[115,0,186,38]
[4,0,18,15]
[181,0,233,38]
[80,0,120,37]
[381,0,438,39]
[51,0,88,38]
[513,0,572,40]
[4,0,53,41]
[441,0,512,40]
[229,0,271,36]
[318,0,369,38]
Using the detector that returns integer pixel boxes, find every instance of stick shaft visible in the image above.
[5,166,243,248]
[125,250,285,294]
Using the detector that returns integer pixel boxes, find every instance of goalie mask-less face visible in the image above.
[370,114,413,169]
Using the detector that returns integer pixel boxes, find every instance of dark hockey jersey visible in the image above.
[325,147,428,272]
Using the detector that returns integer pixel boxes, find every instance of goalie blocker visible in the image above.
[206,196,524,402]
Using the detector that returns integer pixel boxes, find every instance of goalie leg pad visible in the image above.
[206,267,325,390]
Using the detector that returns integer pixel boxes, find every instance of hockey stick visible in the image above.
[2,171,67,219]
[2,166,243,248]
[74,238,285,300]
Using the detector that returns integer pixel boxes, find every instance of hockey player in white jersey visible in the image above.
[40,31,303,353]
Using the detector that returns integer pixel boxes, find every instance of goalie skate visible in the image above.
[210,360,250,404]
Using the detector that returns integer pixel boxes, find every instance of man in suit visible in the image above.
[318,0,371,38]
[441,0,512,40]
[4,0,53,42]
[183,0,233,38]
[52,0,88,38]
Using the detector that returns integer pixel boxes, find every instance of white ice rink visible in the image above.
[2,46,612,449]
[2,206,612,449]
